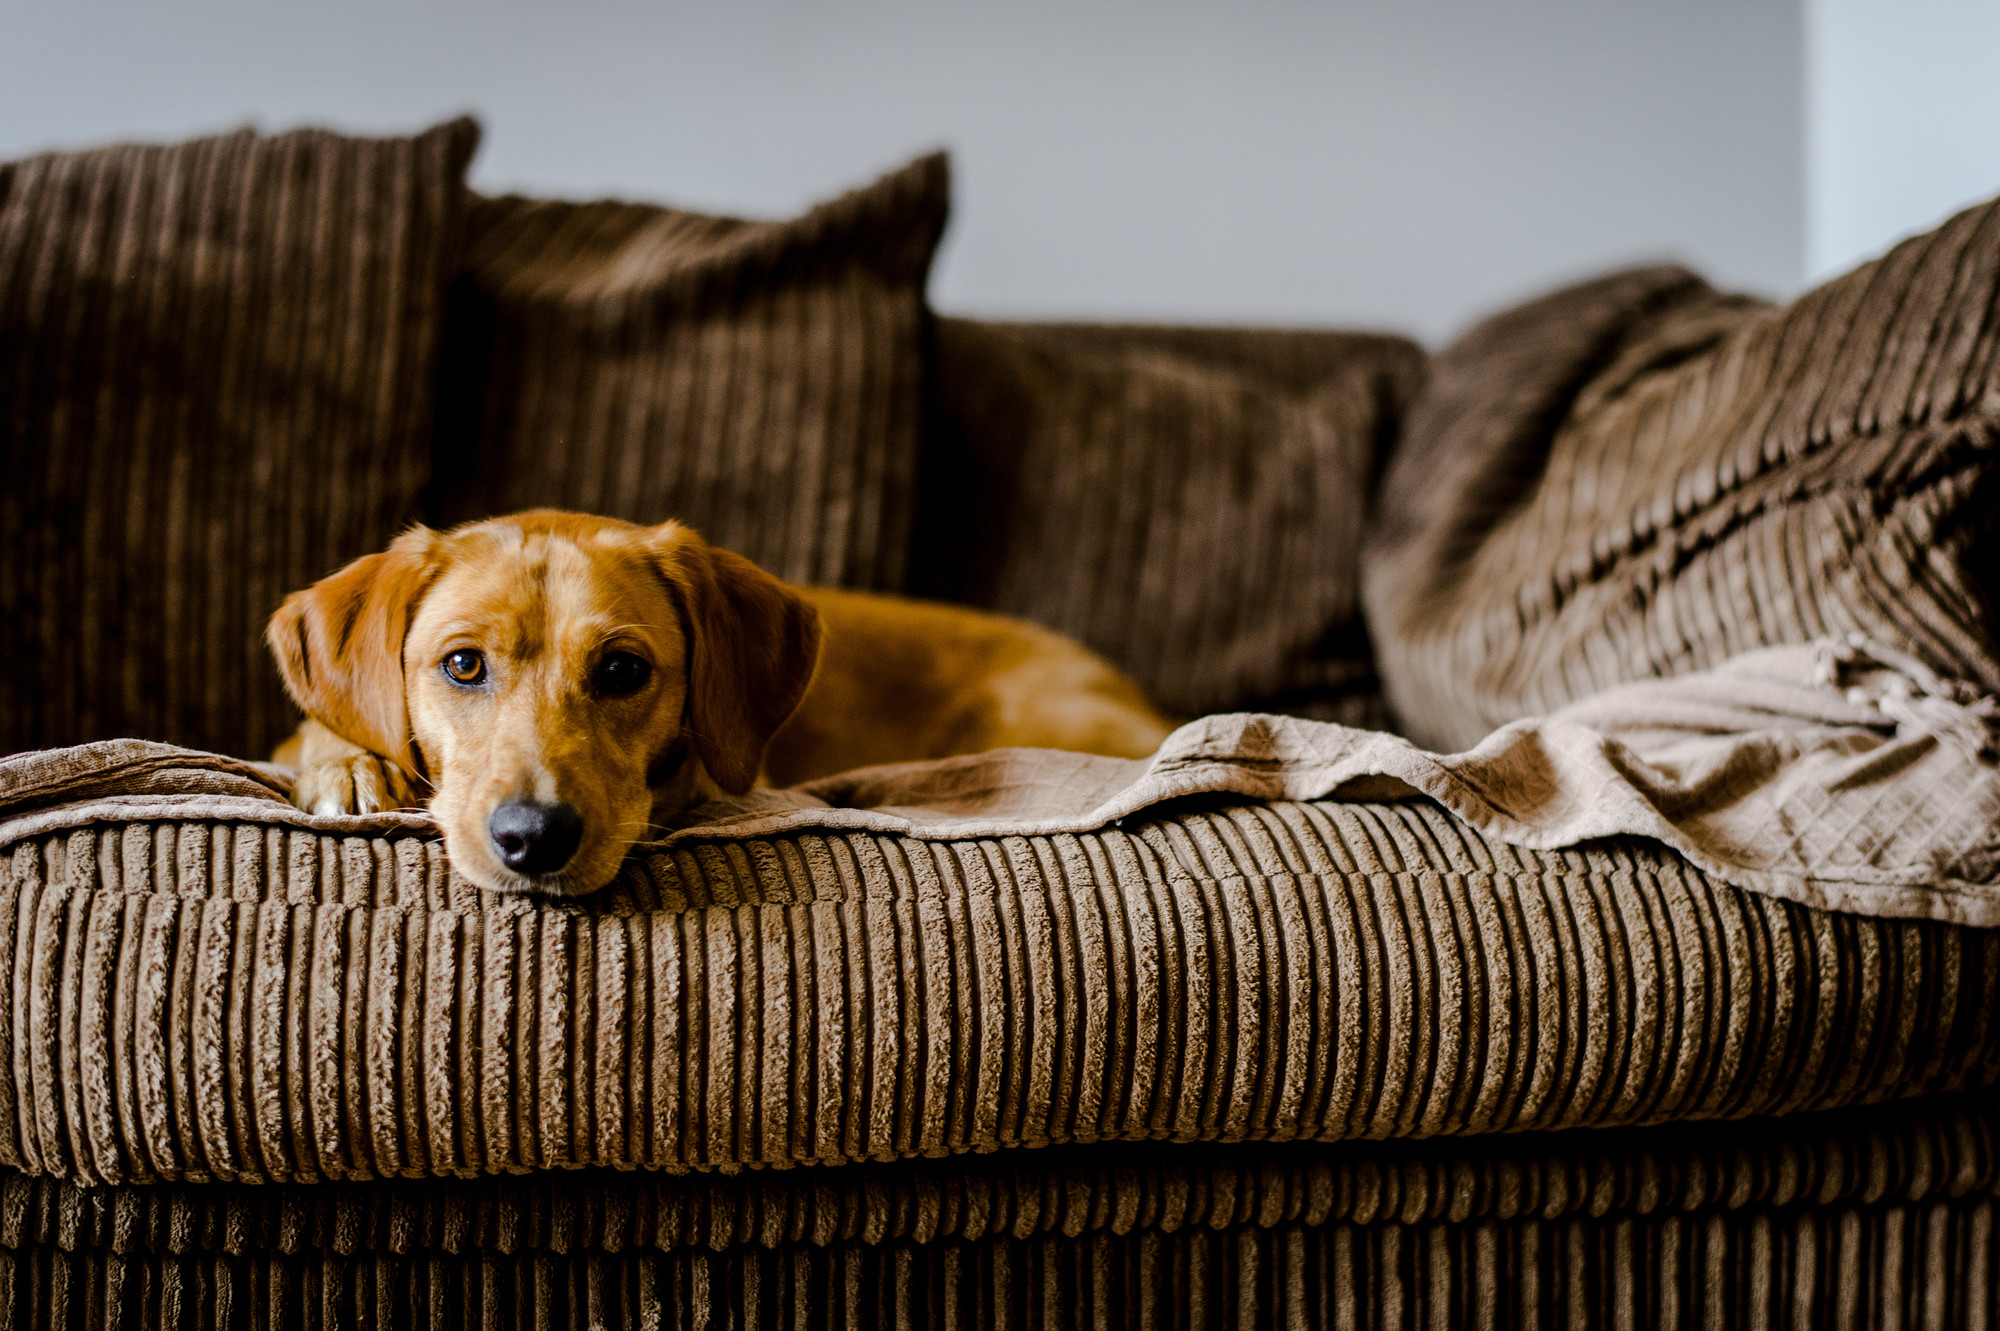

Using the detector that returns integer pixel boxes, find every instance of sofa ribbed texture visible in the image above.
[8,117,2000,1325]
[3,795,1993,1189]
[0,1093,1991,1328]
[917,320,1423,723]
[1366,196,2000,751]
[0,118,479,761]
[427,154,949,591]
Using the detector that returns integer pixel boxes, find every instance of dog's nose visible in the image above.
[488,800,584,877]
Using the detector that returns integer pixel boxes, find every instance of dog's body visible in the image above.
[765,586,1170,785]
[268,510,1172,895]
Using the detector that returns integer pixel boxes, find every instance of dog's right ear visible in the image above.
[266,527,440,772]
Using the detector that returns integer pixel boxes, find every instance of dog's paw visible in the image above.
[292,754,417,816]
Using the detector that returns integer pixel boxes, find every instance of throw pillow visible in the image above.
[0,118,481,758]
[426,153,949,591]
[1365,198,2000,750]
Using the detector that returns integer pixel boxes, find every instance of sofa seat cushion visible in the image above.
[426,154,948,591]
[0,119,481,760]
[1366,193,2000,751]
[915,320,1424,723]
[0,739,1993,1188]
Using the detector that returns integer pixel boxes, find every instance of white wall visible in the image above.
[1806,0,2000,282]
[2,1,1802,342]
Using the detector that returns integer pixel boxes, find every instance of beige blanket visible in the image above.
[4,636,1996,925]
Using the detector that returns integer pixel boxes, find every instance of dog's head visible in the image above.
[267,510,822,895]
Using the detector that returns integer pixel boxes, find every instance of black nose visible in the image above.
[488,800,584,877]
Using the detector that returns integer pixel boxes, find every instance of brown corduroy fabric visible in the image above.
[0,1092,1993,1328]
[426,154,949,590]
[914,319,1424,723]
[0,118,481,760]
[1364,194,2000,751]
[2,795,1995,1188]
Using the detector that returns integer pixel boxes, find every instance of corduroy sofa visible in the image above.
[2,117,1998,1329]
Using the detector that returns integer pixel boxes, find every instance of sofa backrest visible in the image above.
[913,318,1425,724]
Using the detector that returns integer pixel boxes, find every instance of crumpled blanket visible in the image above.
[5,636,1997,925]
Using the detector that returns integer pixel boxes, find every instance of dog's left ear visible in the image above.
[647,524,822,794]
[267,526,441,777]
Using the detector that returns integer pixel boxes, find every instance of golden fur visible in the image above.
[267,510,1172,895]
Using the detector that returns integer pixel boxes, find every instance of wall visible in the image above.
[1805,0,2000,282]
[2,0,1803,342]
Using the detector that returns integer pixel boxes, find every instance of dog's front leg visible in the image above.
[281,719,421,816]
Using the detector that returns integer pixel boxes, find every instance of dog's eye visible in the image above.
[442,649,486,685]
[595,651,652,698]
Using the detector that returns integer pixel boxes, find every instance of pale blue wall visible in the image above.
[1806,0,2000,281]
[1,0,1804,341]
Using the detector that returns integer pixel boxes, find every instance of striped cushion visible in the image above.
[2,796,1992,1187]
[0,119,480,759]
[1366,196,2000,751]
[915,320,1424,721]
[426,154,948,590]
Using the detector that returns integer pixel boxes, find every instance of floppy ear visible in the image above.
[266,526,440,773]
[647,524,823,794]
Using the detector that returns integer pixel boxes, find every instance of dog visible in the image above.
[267,509,1173,896]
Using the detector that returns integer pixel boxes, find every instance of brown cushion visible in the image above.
[0,118,480,759]
[426,153,949,590]
[1365,199,2000,751]
[5,742,1996,1187]
[912,319,1425,722]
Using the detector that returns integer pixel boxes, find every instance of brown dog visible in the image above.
[267,510,1172,895]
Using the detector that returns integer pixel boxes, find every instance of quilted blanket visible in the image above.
[687,636,2000,926]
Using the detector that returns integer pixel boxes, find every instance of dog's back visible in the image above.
[767,587,1173,786]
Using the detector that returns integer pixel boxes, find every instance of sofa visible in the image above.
[1,117,1997,1329]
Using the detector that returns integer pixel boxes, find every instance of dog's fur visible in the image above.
[267,510,1172,895]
